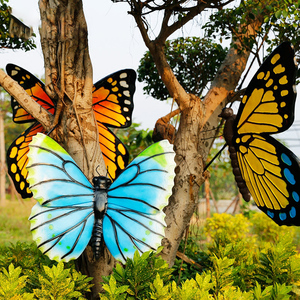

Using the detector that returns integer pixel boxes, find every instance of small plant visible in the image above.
[33,262,92,299]
[0,264,34,300]
[0,243,93,299]
[256,237,300,291]
[102,248,173,299]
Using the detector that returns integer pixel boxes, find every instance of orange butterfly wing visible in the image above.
[92,69,136,180]
[7,123,46,198]
[6,64,56,198]
[6,64,56,123]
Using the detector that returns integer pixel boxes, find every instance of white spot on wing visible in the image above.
[120,73,128,79]
[120,81,129,88]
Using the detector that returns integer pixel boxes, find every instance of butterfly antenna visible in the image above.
[96,165,101,176]
[47,124,58,136]
[203,143,227,172]
[106,167,113,180]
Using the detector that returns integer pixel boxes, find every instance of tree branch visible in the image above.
[157,1,215,42]
[202,17,264,127]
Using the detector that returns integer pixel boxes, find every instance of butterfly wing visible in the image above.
[6,64,56,198]
[103,140,175,263]
[92,69,135,128]
[232,42,300,225]
[97,123,129,181]
[6,64,56,123]
[92,69,136,180]
[235,42,297,135]
[7,122,46,198]
[27,133,94,262]
[235,134,300,225]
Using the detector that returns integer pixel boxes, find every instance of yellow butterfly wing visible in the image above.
[236,42,297,135]
[231,42,300,225]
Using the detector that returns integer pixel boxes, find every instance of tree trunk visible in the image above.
[154,17,264,265]
[38,0,114,298]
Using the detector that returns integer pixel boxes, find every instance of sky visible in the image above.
[0,0,299,156]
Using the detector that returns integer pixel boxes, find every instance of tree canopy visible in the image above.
[138,37,227,100]
[0,0,35,51]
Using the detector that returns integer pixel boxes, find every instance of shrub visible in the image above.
[0,243,93,299]
[102,248,173,299]
[250,212,296,243]
[204,213,251,242]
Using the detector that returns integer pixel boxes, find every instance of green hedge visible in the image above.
[1,212,300,299]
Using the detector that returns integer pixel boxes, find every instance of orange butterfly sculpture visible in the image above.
[6,64,136,198]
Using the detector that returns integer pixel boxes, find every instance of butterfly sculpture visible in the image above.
[6,64,136,198]
[219,41,300,226]
[26,133,175,263]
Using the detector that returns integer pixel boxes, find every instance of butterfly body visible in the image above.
[220,108,251,202]
[27,133,175,262]
[90,176,110,259]
[220,42,300,226]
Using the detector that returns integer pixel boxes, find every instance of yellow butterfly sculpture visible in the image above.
[220,41,300,226]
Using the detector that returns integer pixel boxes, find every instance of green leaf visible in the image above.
[275,10,282,19]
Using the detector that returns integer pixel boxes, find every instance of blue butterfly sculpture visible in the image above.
[219,41,300,226]
[27,133,175,262]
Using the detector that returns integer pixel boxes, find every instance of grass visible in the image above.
[0,199,34,246]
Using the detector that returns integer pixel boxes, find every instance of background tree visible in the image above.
[138,37,237,200]
[120,0,300,268]
[0,0,299,299]
[117,122,153,161]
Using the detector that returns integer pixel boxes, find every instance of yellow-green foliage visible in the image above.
[0,243,93,299]
[171,212,300,299]
[102,248,173,300]
[204,213,251,241]
[0,262,93,300]
[33,262,92,299]
[250,212,297,243]
[2,206,300,299]
[101,249,296,300]
[0,264,34,300]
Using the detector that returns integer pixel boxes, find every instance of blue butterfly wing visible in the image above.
[103,140,175,263]
[27,133,94,262]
